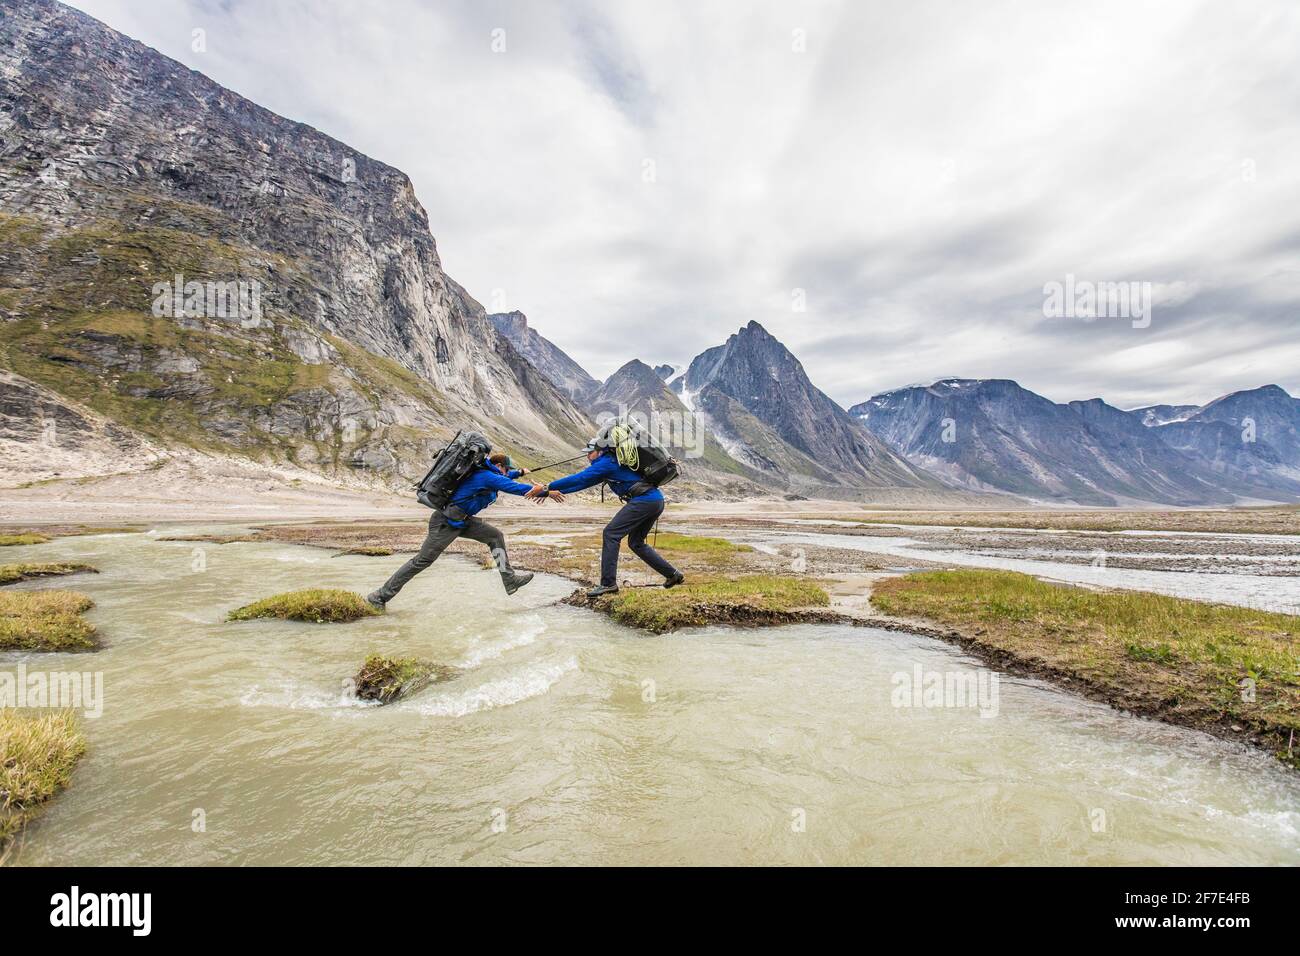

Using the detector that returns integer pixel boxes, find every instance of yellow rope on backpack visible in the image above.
[609,422,640,471]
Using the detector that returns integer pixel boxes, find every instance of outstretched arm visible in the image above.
[545,456,614,495]
[481,471,543,498]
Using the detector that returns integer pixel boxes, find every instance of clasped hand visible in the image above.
[524,484,565,503]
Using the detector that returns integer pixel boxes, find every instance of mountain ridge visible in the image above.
[852,378,1300,505]
[487,310,600,403]
[0,0,592,485]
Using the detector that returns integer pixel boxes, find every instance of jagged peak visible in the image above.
[606,358,659,381]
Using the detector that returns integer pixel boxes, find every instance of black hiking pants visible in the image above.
[600,497,678,588]
[375,513,514,603]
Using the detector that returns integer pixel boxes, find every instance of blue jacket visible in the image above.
[445,460,534,526]
[548,450,664,502]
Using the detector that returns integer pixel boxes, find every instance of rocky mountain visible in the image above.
[675,321,939,493]
[853,379,1300,505]
[487,310,599,403]
[0,0,591,488]
[1127,404,1200,427]
[587,359,686,418]
[1144,386,1300,497]
[584,358,762,494]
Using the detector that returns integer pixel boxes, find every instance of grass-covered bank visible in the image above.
[871,569,1300,767]
[0,563,97,586]
[571,575,835,633]
[0,591,98,651]
[0,526,146,544]
[0,710,87,859]
[0,534,49,547]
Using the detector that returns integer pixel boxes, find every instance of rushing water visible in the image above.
[4,530,1299,866]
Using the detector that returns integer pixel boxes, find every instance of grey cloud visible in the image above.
[69,0,1300,407]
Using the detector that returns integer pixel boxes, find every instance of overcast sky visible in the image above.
[69,0,1300,409]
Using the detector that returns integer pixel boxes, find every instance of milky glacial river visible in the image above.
[4,531,1298,865]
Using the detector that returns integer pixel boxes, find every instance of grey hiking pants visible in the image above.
[600,497,678,587]
[374,513,514,603]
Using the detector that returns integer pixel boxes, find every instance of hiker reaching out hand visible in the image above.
[366,444,548,610]
[535,437,683,598]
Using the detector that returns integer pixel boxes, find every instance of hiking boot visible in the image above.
[365,591,387,611]
[663,572,685,589]
[501,571,534,595]
[586,584,619,599]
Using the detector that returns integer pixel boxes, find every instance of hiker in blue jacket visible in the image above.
[528,440,684,598]
[368,452,558,609]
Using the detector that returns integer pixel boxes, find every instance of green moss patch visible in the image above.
[334,546,394,557]
[353,654,457,704]
[581,575,831,633]
[0,534,50,548]
[0,709,87,857]
[0,563,98,586]
[227,588,380,623]
[652,532,752,555]
[0,590,98,651]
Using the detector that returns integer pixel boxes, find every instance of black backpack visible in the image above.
[414,430,491,510]
[593,419,680,499]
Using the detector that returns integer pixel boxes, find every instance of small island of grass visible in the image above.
[227,588,381,623]
[576,574,832,632]
[354,654,456,704]
[0,590,98,651]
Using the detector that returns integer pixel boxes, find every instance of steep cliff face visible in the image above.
[679,321,938,492]
[487,311,599,403]
[0,0,591,485]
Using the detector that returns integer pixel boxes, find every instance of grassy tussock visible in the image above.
[601,575,829,632]
[651,532,753,554]
[871,570,1300,762]
[0,709,87,856]
[335,546,394,557]
[354,655,456,704]
[227,588,380,623]
[0,563,98,586]
[0,590,98,651]
[0,534,49,547]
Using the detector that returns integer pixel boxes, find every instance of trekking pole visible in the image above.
[523,453,588,473]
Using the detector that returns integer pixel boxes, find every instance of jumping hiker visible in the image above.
[527,437,684,598]
[367,449,559,609]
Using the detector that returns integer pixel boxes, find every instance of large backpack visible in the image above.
[414,430,491,510]
[594,418,680,499]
